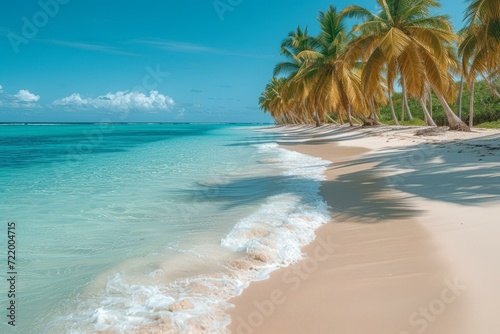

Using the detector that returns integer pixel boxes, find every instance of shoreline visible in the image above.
[228,125,500,334]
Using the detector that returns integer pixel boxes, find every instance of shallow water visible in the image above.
[0,123,329,333]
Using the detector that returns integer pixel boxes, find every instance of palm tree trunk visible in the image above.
[404,95,413,120]
[429,89,433,117]
[369,99,376,120]
[432,88,470,131]
[480,72,500,98]
[313,111,322,127]
[388,91,400,125]
[402,78,413,120]
[365,99,382,126]
[401,97,405,122]
[458,75,464,119]
[469,81,475,128]
[347,105,353,127]
[422,97,429,124]
[420,99,437,126]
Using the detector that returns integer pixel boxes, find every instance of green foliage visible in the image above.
[379,80,500,126]
[476,121,500,129]
[384,118,427,126]
[465,80,500,124]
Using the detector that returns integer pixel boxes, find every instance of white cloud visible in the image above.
[0,87,41,109]
[53,93,88,106]
[53,90,175,112]
[14,89,40,102]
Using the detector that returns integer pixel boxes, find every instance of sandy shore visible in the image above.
[228,125,500,334]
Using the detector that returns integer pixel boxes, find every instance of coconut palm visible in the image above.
[289,5,370,126]
[259,77,290,124]
[261,27,317,125]
[273,26,315,78]
[343,0,470,130]
[273,26,326,125]
[459,0,500,126]
[460,0,500,81]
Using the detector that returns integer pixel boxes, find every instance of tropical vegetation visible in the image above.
[259,0,500,130]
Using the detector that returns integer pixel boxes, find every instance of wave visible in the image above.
[45,142,331,333]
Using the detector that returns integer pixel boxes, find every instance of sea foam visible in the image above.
[45,140,331,334]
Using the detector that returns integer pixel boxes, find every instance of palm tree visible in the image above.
[274,26,321,126]
[401,78,414,122]
[259,27,316,125]
[455,30,466,120]
[459,0,500,126]
[460,0,500,81]
[259,77,290,124]
[271,26,324,125]
[289,5,370,126]
[343,0,470,130]
[273,26,314,78]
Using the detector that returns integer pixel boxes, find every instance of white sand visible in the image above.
[228,125,500,334]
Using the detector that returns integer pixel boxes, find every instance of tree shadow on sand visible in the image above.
[331,134,500,207]
[176,133,500,225]
[320,168,423,223]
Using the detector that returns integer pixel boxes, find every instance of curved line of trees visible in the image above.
[259,0,500,131]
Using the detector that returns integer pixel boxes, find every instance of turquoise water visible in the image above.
[0,124,329,333]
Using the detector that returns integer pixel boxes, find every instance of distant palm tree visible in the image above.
[460,0,500,84]
[459,0,500,126]
[273,26,314,78]
[289,5,370,126]
[344,0,470,130]
[259,77,289,124]
[273,26,323,125]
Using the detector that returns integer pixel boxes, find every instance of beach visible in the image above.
[229,125,500,334]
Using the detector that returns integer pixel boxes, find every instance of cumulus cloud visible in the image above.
[14,89,40,102]
[53,93,88,107]
[0,87,41,109]
[53,90,175,112]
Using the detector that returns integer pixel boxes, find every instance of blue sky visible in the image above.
[0,0,468,123]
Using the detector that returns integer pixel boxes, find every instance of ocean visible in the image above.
[0,123,330,333]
